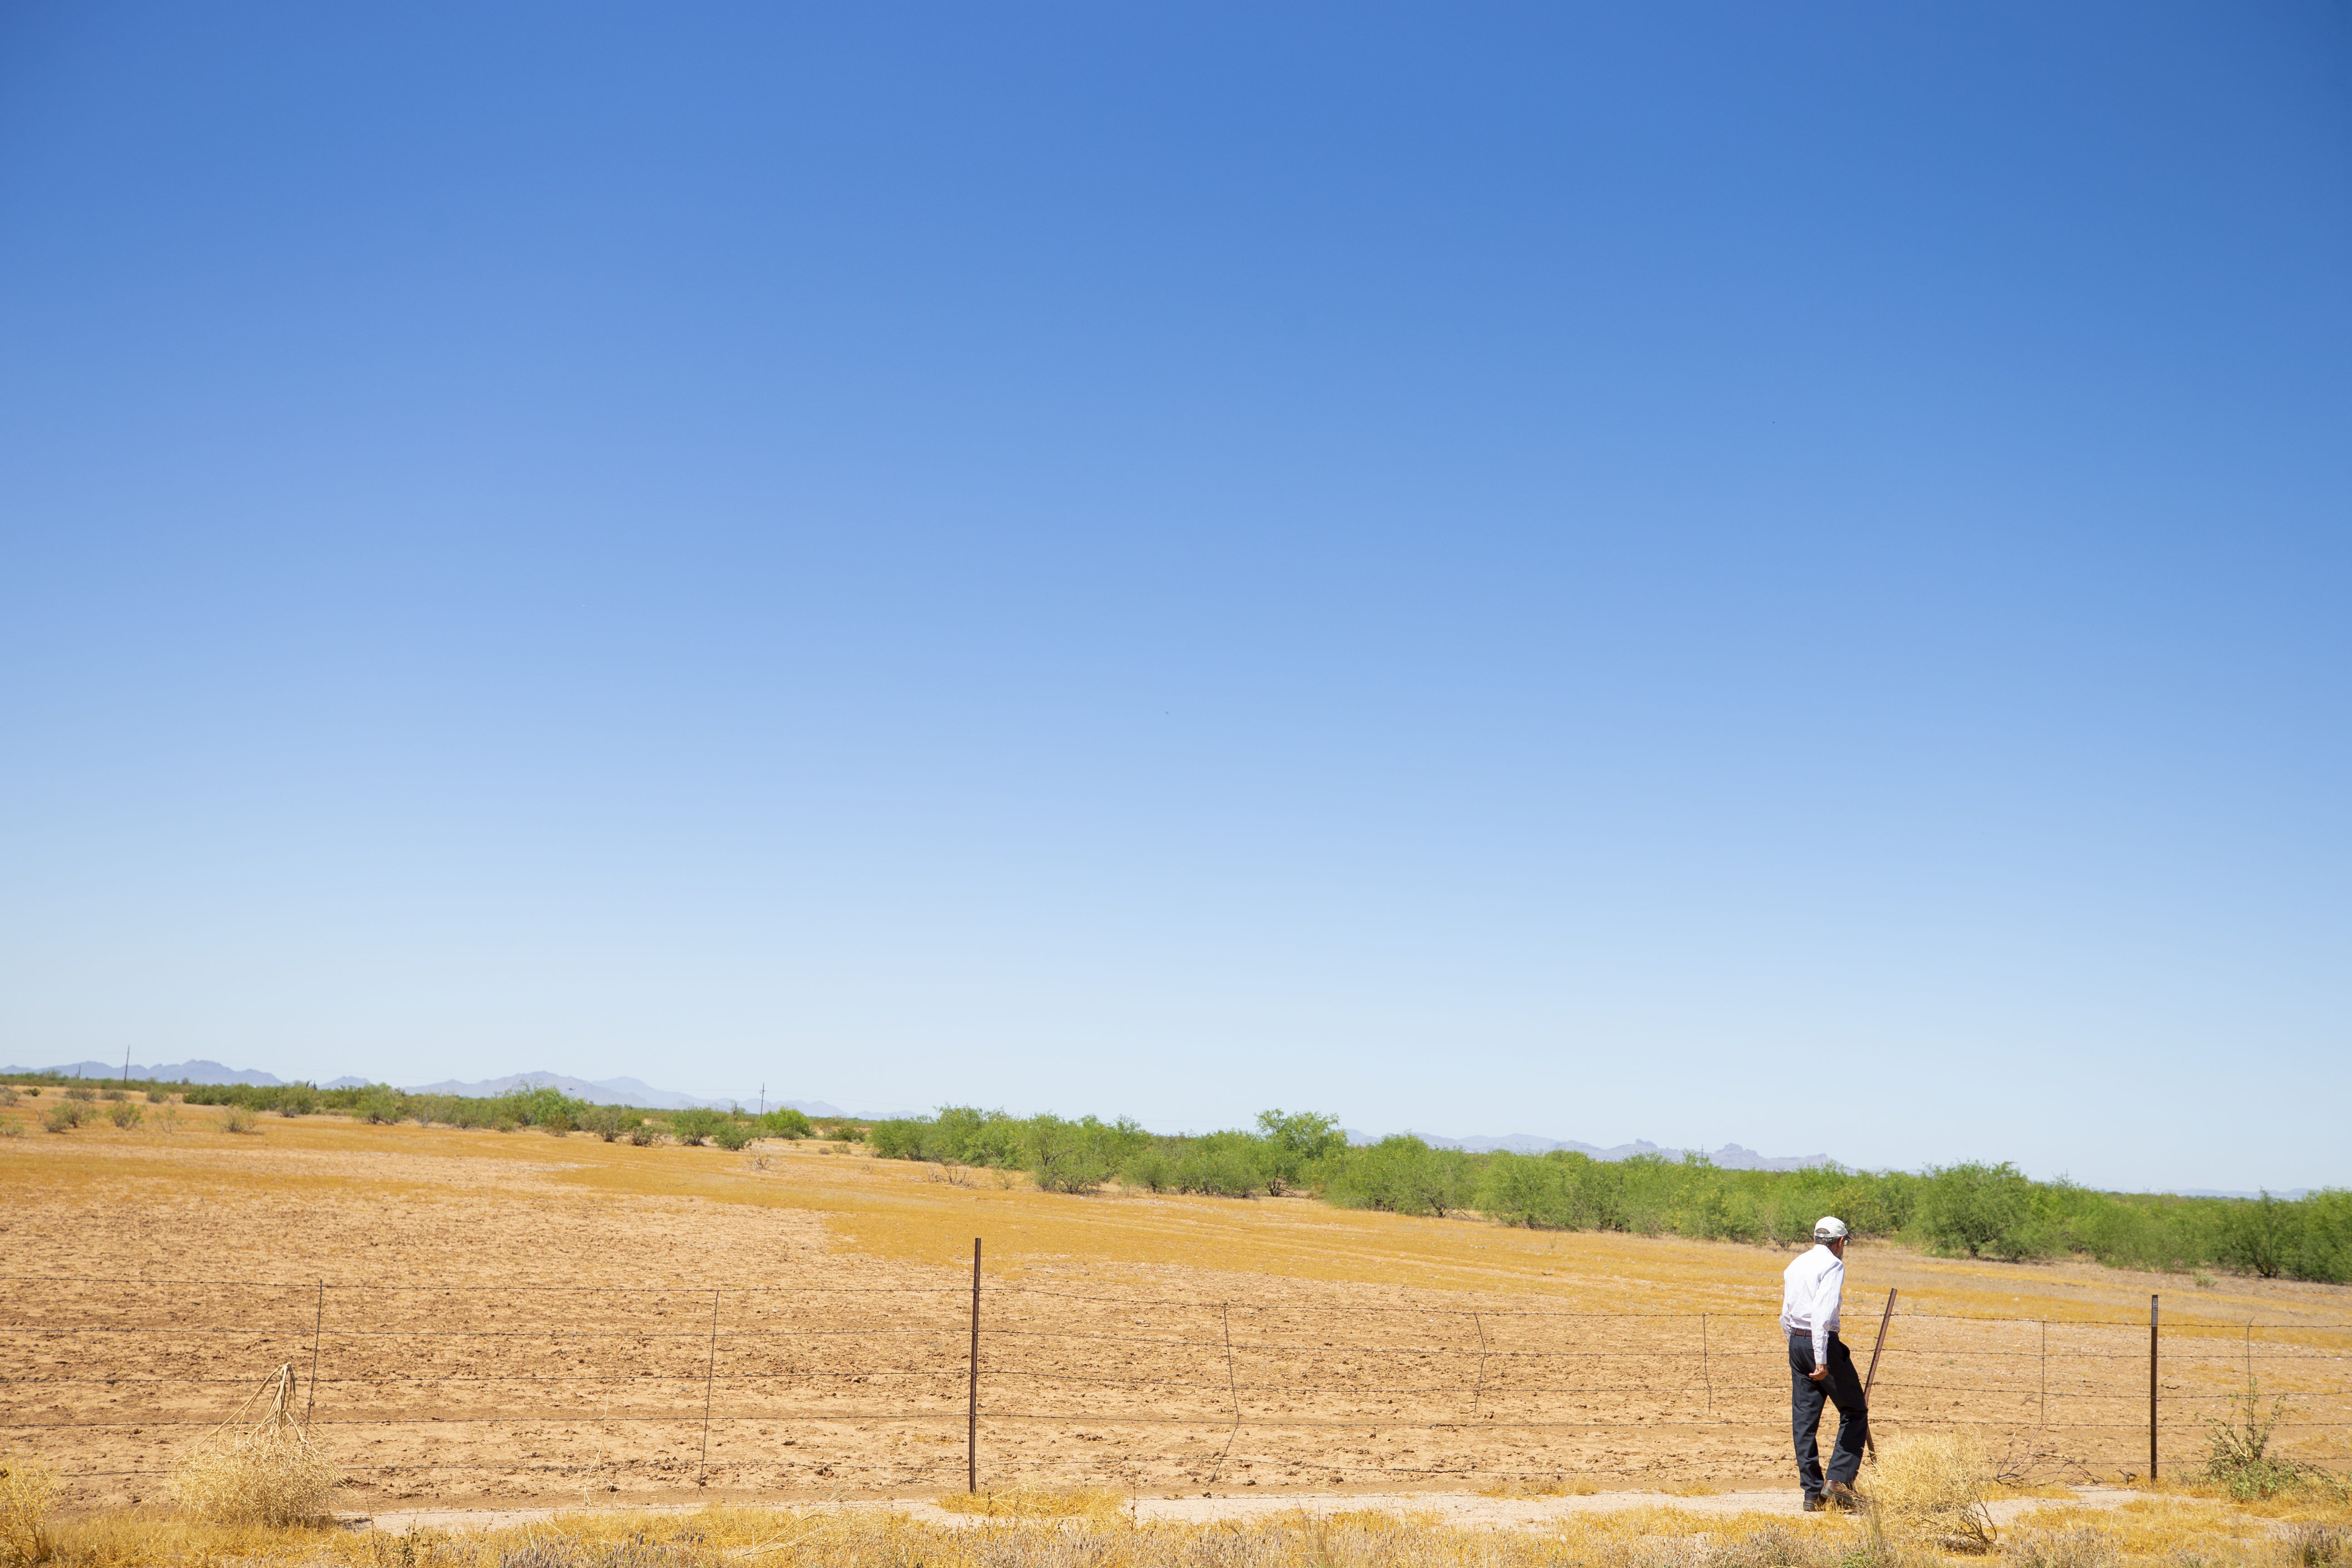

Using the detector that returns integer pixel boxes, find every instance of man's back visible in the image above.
[1780,1242,1843,1344]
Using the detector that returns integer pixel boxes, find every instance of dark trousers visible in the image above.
[1788,1331,1867,1497]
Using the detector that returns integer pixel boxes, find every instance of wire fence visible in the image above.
[5,1264,2350,1503]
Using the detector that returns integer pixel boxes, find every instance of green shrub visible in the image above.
[626,1120,660,1147]
[868,1118,925,1159]
[276,1085,318,1117]
[1911,1161,2050,1261]
[581,1105,631,1142]
[1120,1148,1177,1193]
[711,1120,757,1152]
[1173,1132,1271,1197]
[756,1107,812,1140]
[1477,1151,1614,1230]
[353,1088,403,1125]
[105,1100,144,1129]
[2215,1193,2337,1281]
[41,1104,82,1133]
[2292,1191,2352,1285]
[874,1106,1025,1166]
[671,1108,725,1147]
[145,1088,169,1104]
[64,1087,94,1102]
[1326,1135,1477,1217]
[1255,1109,1346,1191]
[1023,1113,1144,1194]
[220,1107,259,1134]
[2205,1378,2317,1500]
[521,1088,582,1132]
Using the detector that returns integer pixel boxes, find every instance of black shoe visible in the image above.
[1802,1495,1824,1512]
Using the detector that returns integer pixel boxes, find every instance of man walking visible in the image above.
[1782,1216,1867,1510]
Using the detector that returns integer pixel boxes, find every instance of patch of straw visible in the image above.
[1868,1429,1998,1552]
[1999,1526,2119,1568]
[0,1452,58,1567]
[169,1363,337,1526]
[932,1483,1128,1520]
[1477,1475,1601,1498]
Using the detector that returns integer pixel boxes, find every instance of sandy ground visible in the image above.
[5,1105,2347,1512]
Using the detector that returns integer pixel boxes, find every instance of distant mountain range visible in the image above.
[2,1059,843,1116]
[2171,1188,2312,1201]
[398,1071,846,1116]
[1406,1133,1833,1171]
[16,1058,294,1087]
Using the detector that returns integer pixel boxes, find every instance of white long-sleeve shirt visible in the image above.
[1779,1244,1844,1365]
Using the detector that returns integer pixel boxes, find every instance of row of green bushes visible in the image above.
[316,1083,848,1147]
[0,1073,859,1150]
[869,1108,1349,1196]
[866,1106,2352,1285]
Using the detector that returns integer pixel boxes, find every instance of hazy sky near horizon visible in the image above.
[3,4,2347,1192]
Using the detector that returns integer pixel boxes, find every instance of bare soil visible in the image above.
[3,1107,2345,1513]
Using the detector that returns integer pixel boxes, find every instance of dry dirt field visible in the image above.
[4,1101,2347,1516]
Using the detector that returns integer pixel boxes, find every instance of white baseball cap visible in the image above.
[1814,1216,1849,1240]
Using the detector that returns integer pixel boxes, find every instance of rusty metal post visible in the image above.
[1859,1288,1896,1460]
[700,1288,721,1480]
[2149,1294,2159,1481]
[968,1238,981,1494]
[304,1281,323,1427]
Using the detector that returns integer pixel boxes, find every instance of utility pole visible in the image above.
[759,1083,765,1116]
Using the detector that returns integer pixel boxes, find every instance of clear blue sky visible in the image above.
[3,4,2346,1191]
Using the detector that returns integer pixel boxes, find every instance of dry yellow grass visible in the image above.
[1865,1431,1996,1551]
[24,1501,1875,1568]
[933,1483,1131,1519]
[1477,1477,1602,1498]
[168,1365,337,1526]
[24,1494,2352,1568]
[0,1452,58,1567]
[2000,1489,2352,1564]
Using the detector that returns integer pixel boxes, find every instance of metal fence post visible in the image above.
[304,1281,323,1428]
[1207,1301,1240,1487]
[1470,1311,1486,1418]
[968,1238,981,1494]
[2149,1294,2159,1482]
[700,1288,720,1480]
[1860,1288,1896,1462]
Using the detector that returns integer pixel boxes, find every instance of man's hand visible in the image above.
[1808,1364,1828,1382]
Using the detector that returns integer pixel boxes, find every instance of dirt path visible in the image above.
[363,1486,2143,1534]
